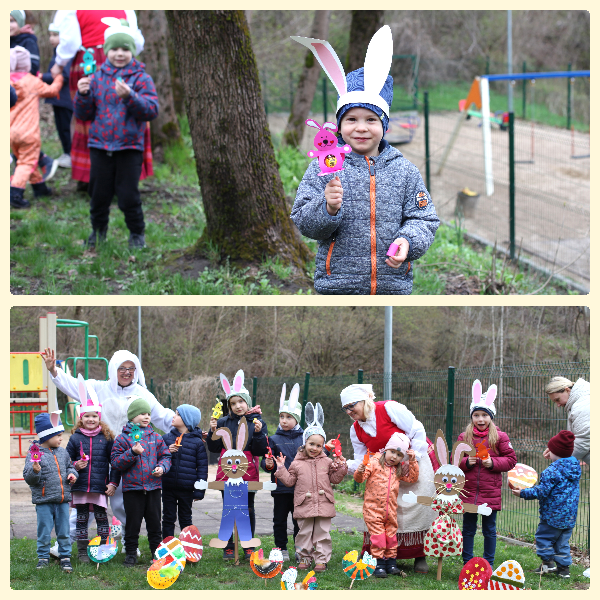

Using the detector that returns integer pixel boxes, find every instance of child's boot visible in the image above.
[556,564,570,578]
[59,557,73,573]
[77,540,90,563]
[10,186,30,209]
[414,556,429,573]
[374,558,388,578]
[533,560,557,574]
[124,552,138,567]
[385,557,403,575]
[86,227,107,248]
[31,182,53,198]
[128,232,146,249]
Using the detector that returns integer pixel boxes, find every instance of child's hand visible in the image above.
[325,176,343,215]
[356,463,366,473]
[385,238,410,268]
[132,442,144,455]
[275,453,286,468]
[75,459,88,470]
[115,78,131,99]
[467,455,477,466]
[334,455,346,464]
[50,63,63,78]
[152,466,164,477]
[407,449,416,462]
[40,348,58,377]
[67,473,77,484]
[324,439,336,451]
[265,457,274,469]
[77,76,91,95]
[482,457,493,468]
[253,419,262,433]
[510,487,521,497]
[169,443,179,454]
[202,430,208,441]
[210,418,218,432]
[105,484,117,497]
[32,462,41,473]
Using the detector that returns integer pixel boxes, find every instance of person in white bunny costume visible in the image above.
[41,347,174,555]
[290,26,439,295]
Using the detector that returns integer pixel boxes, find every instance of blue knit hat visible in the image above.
[35,411,64,443]
[176,404,201,432]
[337,68,394,135]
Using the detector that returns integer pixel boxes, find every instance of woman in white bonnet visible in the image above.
[326,383,436,574]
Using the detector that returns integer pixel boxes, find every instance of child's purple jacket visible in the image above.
[74,57,158,152]
[111,422,171,492]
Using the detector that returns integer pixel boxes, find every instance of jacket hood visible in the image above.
[11,32,37,44]
[168,426,203,439]
[294,448,327,461]
[100,57,146,78]
[342,139,400,169]
[275,426,304,438]
[108,350,146,393]
[566,378,589,412]
[554,456,581,481]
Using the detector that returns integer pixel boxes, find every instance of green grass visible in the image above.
[10,532,587,590]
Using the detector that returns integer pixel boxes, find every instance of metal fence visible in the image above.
[152,360,589,551]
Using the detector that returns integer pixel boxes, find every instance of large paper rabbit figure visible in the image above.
[305,119,352,176]
[402,429,492,580]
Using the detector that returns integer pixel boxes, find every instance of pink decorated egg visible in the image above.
[458,557,492,590]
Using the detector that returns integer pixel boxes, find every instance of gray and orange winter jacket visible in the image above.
[23,445,78,505]
[291,139,439,294]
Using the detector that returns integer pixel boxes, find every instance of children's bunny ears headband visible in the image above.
[291,25,393,118]
[469,379,497,419]
[220,370,251,406]
[302,402,325,445]
[279,383,302,422]
[75,373,102,419]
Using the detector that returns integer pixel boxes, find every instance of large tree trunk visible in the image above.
[282,10,330,147]
[166,10,312,271]
[346,10,385,72]
[138,10,181,151]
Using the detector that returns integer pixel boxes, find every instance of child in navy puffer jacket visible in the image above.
[512,430,581,578]
[161,405,208,539]
[111,397,170,567]
[66,399,120,563]
[74,17,158,250]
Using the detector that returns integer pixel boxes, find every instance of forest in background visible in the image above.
[10,306,589,385]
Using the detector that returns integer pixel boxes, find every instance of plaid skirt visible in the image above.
[69,48,153,183]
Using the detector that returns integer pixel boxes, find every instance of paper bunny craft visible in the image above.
[80,48,97,76]
[305,119,352,176]
[195,416,276,549]
[302,402,326,445]
[279,382,302,422]
[470,379,497,418]
[75,373,102,419]
[402,429,492,580]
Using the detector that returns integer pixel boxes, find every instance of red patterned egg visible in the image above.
[458,557,492,590]
[179,525,203,562]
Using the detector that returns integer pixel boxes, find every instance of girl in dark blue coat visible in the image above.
[161,405,208,539]
[66,405,120,562]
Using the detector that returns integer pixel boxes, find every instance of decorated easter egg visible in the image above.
[507,464,538,490]
[87,535,118,563]
[110,516,122,538]
[147,556,181,590]
[488,560,525,590]
[458,557,492,590]
[179,525,203,562]
[155,536,186,570]
[324,155,337,168]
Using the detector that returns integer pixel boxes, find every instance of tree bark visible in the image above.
[346,11,385,72]
[165,10,312,270]
[138,10,181,150]
[282,10,330,148]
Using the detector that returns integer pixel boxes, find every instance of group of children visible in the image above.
[23,375,582,581]
[10,10,157,249]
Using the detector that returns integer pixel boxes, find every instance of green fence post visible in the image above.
[424,90,430,191]
[522,61,527,119]
[357,369,363,384]
[322,77,327,124]
[508,111,515,259]
[252,376,258,407]
[446,366,455,442]
[566,62,572,131]
[300,372,310,428]
[485,56,490,75]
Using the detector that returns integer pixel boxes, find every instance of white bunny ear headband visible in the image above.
[469,379,497,418]
[75,373,102,419]
[291,25,393,117]
[279,383,302,422]
[220,370,251,405]
[302,401,325,445]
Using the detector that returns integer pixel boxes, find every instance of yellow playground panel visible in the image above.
[10,352,45,393]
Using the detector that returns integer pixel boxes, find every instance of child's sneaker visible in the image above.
[244,547,254,560]
[39,154,58,182]
[223,548,235,561]
[281,549,290,562]
[123,553,137,567]
[86,228,107,248]
[385,557,403,575]
[297,559,311,570]
[36,558,49,569]
[374,558,388,578]
[295,552,301,563]
[59,558,73,573]
[31,182,53,198]
[57,154,72,169]
[314,563,327,572]
[128,233,146,249]
[556,564,570,578]
[533,560,557,574]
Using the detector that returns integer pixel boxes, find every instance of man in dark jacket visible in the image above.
[162,404,208,539]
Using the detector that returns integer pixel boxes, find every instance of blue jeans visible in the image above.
[36,502,71,559]
[535,520,573,567]
[462,510,498,567]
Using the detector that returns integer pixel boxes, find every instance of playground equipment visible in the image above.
[437,70,590,195]
[387,111,420,145]
[10,312,109,481]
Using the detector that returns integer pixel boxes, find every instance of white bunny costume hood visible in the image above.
[108,349,146,393]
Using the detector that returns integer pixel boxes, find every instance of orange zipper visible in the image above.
[42,483,45,497]
[326,239,336,275]
[53,454,65,502]
[365,156,377,294]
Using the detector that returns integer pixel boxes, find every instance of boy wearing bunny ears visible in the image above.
[291,26,439,295]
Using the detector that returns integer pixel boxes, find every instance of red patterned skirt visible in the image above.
[69,48,153,183]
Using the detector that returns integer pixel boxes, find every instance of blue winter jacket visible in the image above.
[66,429,120,494]
[520,457,581,529]
[23,445,78,505]
[10,86,17,107]
[291,139,439,294]
[162,427,208,500]
[260,426,304,494]
[74,57,158,152]
[41,49,73,110]
[10,32,40,75]
[111,422,171,492]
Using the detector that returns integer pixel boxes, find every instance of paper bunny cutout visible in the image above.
[291,25,393,118]
[75,373,101,419]
[470,379,497,417]
[302,401,325,444]
[305,119,352,176]
[220,370,246,398]
[279,382,302,420]
[79,48,96,76]
[49,410,63,429]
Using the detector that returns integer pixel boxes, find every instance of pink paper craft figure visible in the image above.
[305,119,352,176]
[30,442,42,463]
[79,441,89,461]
